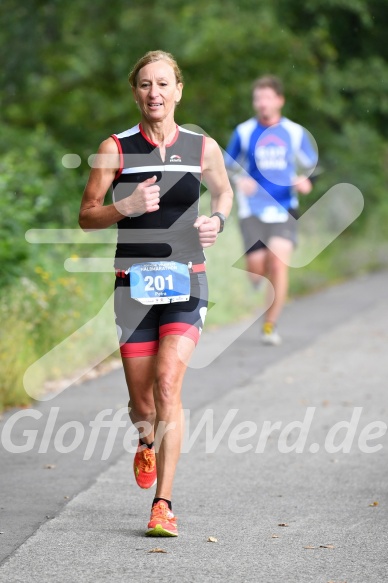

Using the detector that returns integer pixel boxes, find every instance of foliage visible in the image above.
[0,249,115,410]
[0,122,84,285]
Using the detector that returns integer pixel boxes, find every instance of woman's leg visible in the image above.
[121,355,157,444]
[122,355,158,491]
[115,280,159,443]
[152,334,196,501]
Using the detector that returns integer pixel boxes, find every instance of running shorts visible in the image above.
[114,272,208,358]
[239,208,299,254]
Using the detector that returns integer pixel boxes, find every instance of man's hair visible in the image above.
[252,75,284,96]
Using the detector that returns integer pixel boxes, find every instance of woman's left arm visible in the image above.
[194,137,234,248]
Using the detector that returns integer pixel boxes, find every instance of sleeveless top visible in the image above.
[111,124,206,269]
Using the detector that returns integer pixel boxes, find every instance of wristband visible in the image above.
[210,212,226,233]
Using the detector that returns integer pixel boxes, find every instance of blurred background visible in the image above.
[1,0,387,410]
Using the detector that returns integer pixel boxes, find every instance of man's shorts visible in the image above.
[114,272,208,358]
[240,208,299,254]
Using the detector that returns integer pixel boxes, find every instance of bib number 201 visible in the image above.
[144,274,173,292]
[130,261,191,305]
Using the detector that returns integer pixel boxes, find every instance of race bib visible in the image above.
[130,261,190,305]
[259,205,289,224]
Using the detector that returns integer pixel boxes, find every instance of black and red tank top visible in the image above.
[111,124,206,269]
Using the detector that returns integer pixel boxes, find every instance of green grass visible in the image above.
[0,212,387,411]
[0,245,116,410]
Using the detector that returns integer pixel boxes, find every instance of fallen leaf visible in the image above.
[43,464,56,470]
[148,548,167,553]
[278,523,289,527]
[271,534,279,539]
[369,501,379,507]
[320,544,335,549]
[207,536,218,543]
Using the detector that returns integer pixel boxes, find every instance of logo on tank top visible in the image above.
[255,134,287,171]
[170,154,182,163]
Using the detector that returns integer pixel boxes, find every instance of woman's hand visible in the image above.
[115,175,160,216]
[194,215,220,248]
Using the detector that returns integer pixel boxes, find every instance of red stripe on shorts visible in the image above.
[120,340,159,358]
[159,322,200,345]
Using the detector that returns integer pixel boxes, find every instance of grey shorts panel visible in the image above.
[240,210,298,254]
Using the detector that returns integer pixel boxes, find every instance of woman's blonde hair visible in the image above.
[129,50,183,87]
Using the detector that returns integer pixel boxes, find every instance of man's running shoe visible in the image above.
[133,442,157,489]
[146,500,178,537]
[261,321,282,346]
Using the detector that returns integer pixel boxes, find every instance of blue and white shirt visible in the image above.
[225,117,318,220]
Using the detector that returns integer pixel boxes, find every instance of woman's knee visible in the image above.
[154,373,181,408]
[128,396,156,420]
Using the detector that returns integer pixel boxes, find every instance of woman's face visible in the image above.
[133,60,183,123]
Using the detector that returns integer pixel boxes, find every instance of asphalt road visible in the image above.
[0,271,387,582]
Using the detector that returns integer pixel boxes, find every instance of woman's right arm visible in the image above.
[79,137,124,230]
[78,137,161,231]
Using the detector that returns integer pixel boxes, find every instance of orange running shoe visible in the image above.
[133,442,157,489]
[146,500,178,537]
